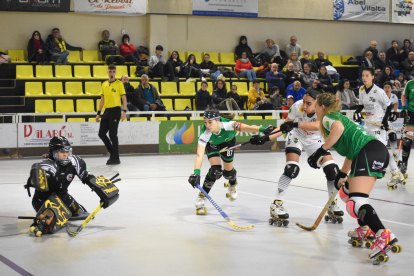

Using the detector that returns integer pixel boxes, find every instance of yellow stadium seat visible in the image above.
[170,117,188,121]
[168,51,185,60]
[35,100,54,113]
[193,99,196,110]
[25,82,44,97]
[67,118,86,122]
[115,65,128,79]
[130,117,148,121]
[0,49,5,53]
[220,52,236,65]
[204,52,220,64]
[237,83,249,97]
[341,55,355,64]
[83,50,103,63]
[328,55,342,66]
[85,82,102,96]
[8,50,27,63]
[55,65,73,79]
[162,99,173,111]
[175,99,191,110]
[56,99,74,113]
[246,116,263,120]
[130,81,140,89]
[197,81,213,91]
[74,66,92,79]
[88,117,100,122]
[161,82,178,96]
[149,81,159,91]
[186,51,202,62]
[150,117,168,121]
[16,66,34,79]
[45,82,64,96]
[179,82,196,96]
[312,54,326,60]
[36,65,54,79]
[76,99,95,112]
[65,82,84,96]
[67,51,81,63]
[46,118,64,123]
[96,99,106,113]
[265,116,274,120]
[93,66,108,79]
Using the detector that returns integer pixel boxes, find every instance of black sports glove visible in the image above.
[307,146,328,169]
[389,112,398,122]
[280,121,299,134]
[250,134,270,145]
[400,109,408,119]
[334,171,348,190]
[263,125,276,135]
[381,119,389,131]
[188,174,200,189]
[353,112,362,123]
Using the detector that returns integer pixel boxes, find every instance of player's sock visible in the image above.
[390,140,398,155]
[388,153,399,174]
[202,174,216,194]
[275,174,292,201]
[327,180,336,198]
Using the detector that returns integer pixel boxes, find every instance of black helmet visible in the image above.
[48,136,72,166]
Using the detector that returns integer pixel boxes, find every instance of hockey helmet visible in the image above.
[48,136,72,166]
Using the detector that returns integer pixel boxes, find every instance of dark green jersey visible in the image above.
[403,79,414,113]
[323,112,376,160]
[198,117,241,146]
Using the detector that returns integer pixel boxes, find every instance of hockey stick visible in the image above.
[196,184,255,231]
[66,202,104,237]
[219,130,282,153]
[361,119,402,132]
[18,216,90,221]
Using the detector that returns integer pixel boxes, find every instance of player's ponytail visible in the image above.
[316,93,342,140]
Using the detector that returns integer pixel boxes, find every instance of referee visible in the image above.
[96,64,127,165]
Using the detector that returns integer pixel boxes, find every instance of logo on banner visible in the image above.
[334,0,388,21]
[394,0,413,17]
[165,123,195,150]
[24,125,74,142]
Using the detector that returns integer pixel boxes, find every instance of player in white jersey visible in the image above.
[250,89,344,226]
[353,68,404,189]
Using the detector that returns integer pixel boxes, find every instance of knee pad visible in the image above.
[403,137,413,147]
[388,132,397,142]
[208,165,223,180]
[284,161,300,179]
[346,193,369,219]
[339,183,349,203]
[322,162,339,181]
[223,168,237,181]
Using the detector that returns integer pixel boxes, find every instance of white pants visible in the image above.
[285,131,324,156]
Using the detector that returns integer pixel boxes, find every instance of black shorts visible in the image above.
[404,110,414,127]
[206,138,236,163]
[350,140,389,179]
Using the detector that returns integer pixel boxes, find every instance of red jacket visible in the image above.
[281,105,290,119]
[120,43,136,57]
[235,60,253,74]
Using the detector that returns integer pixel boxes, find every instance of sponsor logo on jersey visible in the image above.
[66,174,73,181]
[325,121,330,129]
[369,97,376,102]
[233,122,242,131]
[372,161,384,170]
[294,138,299,144]
[299,107,304,113]
[358,168,366,172]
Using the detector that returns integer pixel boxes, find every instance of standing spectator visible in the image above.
[269,86,283,110]
[135,74,167,114]
[123,75,140,118]
[248,79,271,110]
[212,79,240,111]
[0,50,11,65]
[301,63,318,89]
[386,40,403,69]
[195,81,213,110]
[314,51,340,83]
[235,51,256,81]
[286,36,302,59]
[27,31,48,65]
[120,34,139,64]
[300,49,318,73]
[362,40,378,61]
[317,65,334,93]
[46,28,84,65]
[148,45,178,82]
[200,53,222,81]
[234,35,259,66]
[181,54,205,82]
[257,39,286,70]
[227,85,245,110]
[98,30,125,65]
[375,51,394,72]
[266,63,286,96]
[336,79,358,110]
[402,51,414,80]
[379,66,395,88]
[96,64,127,165]
[282,95,294,119]
[286,81,306,103]
[400,39,412,62]
[286,51,302,73]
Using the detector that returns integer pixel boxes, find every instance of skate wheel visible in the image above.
[401,180,406,185]
[324,215,329,222]
[365,241,373,249]
[35,231,42,237]
[351,240,359,247]
[202,207,207,215]
[29,226,35,233]
[388,186,393,190]
[283,220,289,226]
[224,182,229,188]
[404,174,408,179]
[268,218,273,225]
[226,193,230,198]
[276,220,283,227]
[377,254,388,263]
[391,244,402,253]
[393,185,398,190]
[348,239,352,245]
[196,209,199,215]
[338,218,343,223]
[332,218,337,224]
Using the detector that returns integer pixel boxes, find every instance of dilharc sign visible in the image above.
[193,0,258,18]
[74,0,146,16]
[0,0,70,12]
[333,0,389,22]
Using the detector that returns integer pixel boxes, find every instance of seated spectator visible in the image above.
[123,75,139,118]
[286,51,302,73]
[235,35,259,66]
[252,96,273,110]
[27,31,48,65]
[286,36,302,59]
[135,74,167,114]
[181,54,206,82]
[235,51,256,81]
[257,39,286,70]
[248,79,272,110]
[200,53,222,81]
[379,66,395,87]
[266,63,286,96]
[300,49,318,73]
[135,47,149,77]
[228,84,245,110]
[285,63,304,87]
[362,40,378,61]
[308,79,324,94]
[46,28,84,65]
[301,63,318,89]
[167,51,183,77]
[386,40,403,69]
[318,65,334,94]
[148,45,178,82]
[120,34,139,64]
[401,39,412,62]
[394,73,406,98]
[375,51,394,73]
[195,81,213,110]
[360,51,376,79]
[269,86,283,110]
[282,95,294,119]
[286,81,306,103]
[0,50,11,65]
[336,79,358,110]
[212,79,240,111]
[315,51,339,83]
[402,51,414,80]
[98,30,125,65]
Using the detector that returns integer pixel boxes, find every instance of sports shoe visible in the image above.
[201,77,207,82]
[186,78,196,82]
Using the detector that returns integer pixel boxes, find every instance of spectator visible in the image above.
[300,49,318,73]
[148,45,178,82]
[282,95,294,119]
[195,81,213,110]
[235,35,259,66]
[360,51,377,79]
[248,79,271,110]
[394,73,406,98]
[46,28,84,65]
[257,39,286,70]
[135,74,167,114]
[212,79,240,111]
[134,47,149,77]
[269,86,283,110]
[228,85,245,110]
[315,51,339,83]
[181,54,206,82]
[98,30,125,65]
[336,79,358,110]
[235,51,256,81]
[362,40,378,61]
[401,39,412,62]
[375,51,394,72]
[27,31,48,65]
[402,51,414,80]
[120,34,139,64]
[379,66,395,88]
[0,50,11,65]
[266,63,286,96]
[167,51,183,78]
[285,62,304,87]
[200,53,222,81]
[386,40,403,69]
[123,75,140,118]
[301,63,318,89]
[308,79,324,94]
[286,51,302,73]
[252,96,273,110]
[286,36,302,59]
[317,65,334,93]
[286,81,306,103]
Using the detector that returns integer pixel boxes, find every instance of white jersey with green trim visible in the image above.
[389,93,398,105]
[287,99,322,140]
[198,117,241,147]
[359,84,391,126]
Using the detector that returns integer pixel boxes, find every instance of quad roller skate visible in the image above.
[268,200,289,227]
[400,162,408,179]
[348,226,376,249]
[29,209,54,237]
[324,199,344,223]
[224,182,238,202]
[369,229,402,265]
[387,171,406,190]
[195,192,207,215]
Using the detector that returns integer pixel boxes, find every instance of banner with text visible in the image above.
[333,0,389,22]
[193,0,258,18]
[392,0,414,23]
[74,0,146,16]
[0,0,70,13]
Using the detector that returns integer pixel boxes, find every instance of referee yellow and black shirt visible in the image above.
[101,80,126,108]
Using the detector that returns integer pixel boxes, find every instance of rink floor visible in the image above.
[0,151,413,276]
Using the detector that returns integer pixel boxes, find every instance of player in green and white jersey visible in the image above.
[400,78,414,178]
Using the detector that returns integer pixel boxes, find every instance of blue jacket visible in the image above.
[266,70,286,90]
[286,84,306,103]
